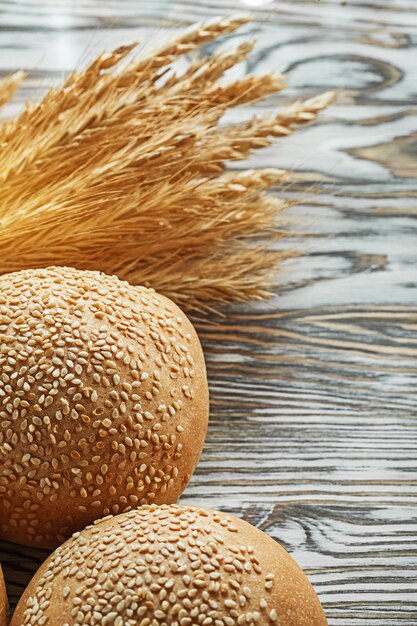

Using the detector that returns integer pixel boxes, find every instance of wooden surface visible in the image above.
[1,0,417,624]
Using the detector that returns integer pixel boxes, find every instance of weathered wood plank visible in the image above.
[0,1,416,624]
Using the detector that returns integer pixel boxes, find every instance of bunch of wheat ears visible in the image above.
[0,16,333,311]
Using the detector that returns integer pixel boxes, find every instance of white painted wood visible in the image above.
[0,1,416,624]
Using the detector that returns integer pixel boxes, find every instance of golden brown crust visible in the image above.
[0,267,208,548]
[0,565,7,626]
[12,505,327,626]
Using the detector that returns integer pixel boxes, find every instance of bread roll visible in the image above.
[0,267,208,548]
[12,505,327,626]
[0,565,6,626]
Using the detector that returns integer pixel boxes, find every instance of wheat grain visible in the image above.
[0,71,25,109]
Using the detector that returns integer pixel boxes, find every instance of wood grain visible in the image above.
[0,1,416,625]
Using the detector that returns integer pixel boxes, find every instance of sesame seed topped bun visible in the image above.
[0,565,6,626]
[12,505,327,626]
[0,267,209,548]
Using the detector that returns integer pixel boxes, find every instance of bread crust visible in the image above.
[0,565,7,626]
[0,268,209,548]
[12,505,327,626]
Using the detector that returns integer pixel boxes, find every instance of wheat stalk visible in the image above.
[0,16,334,311]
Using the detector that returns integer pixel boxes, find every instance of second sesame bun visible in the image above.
[0,267,209,548]
[0,565,6,626]
[12,505,327,626]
